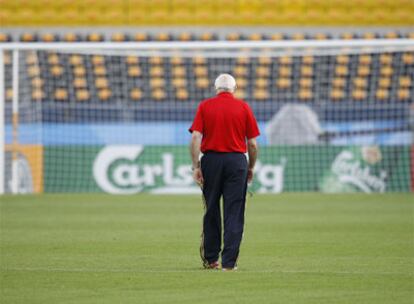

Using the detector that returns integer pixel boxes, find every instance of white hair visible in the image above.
[214,73,236,93]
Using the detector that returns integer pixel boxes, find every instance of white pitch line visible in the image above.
[1,267,412,276]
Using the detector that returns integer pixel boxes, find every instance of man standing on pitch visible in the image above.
[189,74,260,271]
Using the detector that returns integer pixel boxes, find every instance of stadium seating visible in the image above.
[0,0,413,26]
[1,31,413,104]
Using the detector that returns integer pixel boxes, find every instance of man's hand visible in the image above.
[193,168,204,186]
[247,168,254,184]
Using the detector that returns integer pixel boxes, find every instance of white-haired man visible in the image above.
[189,73,260,271]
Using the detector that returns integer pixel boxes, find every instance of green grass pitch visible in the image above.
[0,194,413,304]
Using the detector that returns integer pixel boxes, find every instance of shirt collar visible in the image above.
[217,92,234,98]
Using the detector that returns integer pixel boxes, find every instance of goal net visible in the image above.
[1,40,413,194]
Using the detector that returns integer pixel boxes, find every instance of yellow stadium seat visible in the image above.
[399,76,412,88]
[128,66,141,77]
[126,56,139,65]
[335,65,348,76]
[255,78,269,88]
[279,56,292,65]
[353,77,367,88]
[379,54,393,65]
[352,89,367,100]
[336,55,349,64]
[299,89,313,100]
[76,89,90,102]
[54,88,68,101]
[359,55,372,65]
[402,53,414,64]
[98,89,112,101]
[130,88,143,101]
[270,33,284,40]
[385,32,398,39]
[397,89,410,100]
[276,78,291,89]
[357,65,371,77]
[87,33,103,42]
[170,57,184,65]
[95,77,109,89]
[70,55,83,66]
[178,32,192,41]
[155,33,170,41]
[278,66,291,77]
[256,66,270,77]
[150,66,164,77]
[302,56,314,64]
[32,89,44,101]
[234,66,248,77]
[196,78,209,89]
[172,66,186,77]
[234,90,246,99]
[237,78,248,88]
[21,33,36,42]
[300,78,313,88]
[193,57,206,65]
[31,77,43,88]
[133,33,148,41]
[150,77,165,88]
[149,56,163,65]
[73,66,86,77]
[248,33,263,41]
[194,66,208,77]
[332,77,346,88]
[362,32,376,40]
[378,77,391,88]
[236,57,249,65]
[176,88,189,100]
[28,66,40,77]
[258,57,272,65]
[0,33,11,42]
[292,33,306,40]
[41,33,56,42]
[340,33,354,40]
[63,33,78,42]
[111,33,127,42]
[199,32,214,41]
[172,78,187,88]
[226,33,241,41]
[50,65,64,77]
[376,89,389,100]
[47,54,60,65]
[73,78,87,88]
[6,88,13,101]
[301,65,313,77]
[92,55,105,65]
[330,89,345,101]
[152,88,166,101]
[254,89,269,100]
[94,66,107,76]
[314,33,328,40]
[380,66,393,77]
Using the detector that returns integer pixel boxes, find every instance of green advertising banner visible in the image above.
[44,145,411,193]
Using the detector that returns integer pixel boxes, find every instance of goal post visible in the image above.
[1,39,413,194]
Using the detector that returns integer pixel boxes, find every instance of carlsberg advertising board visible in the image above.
[44,145,410,193]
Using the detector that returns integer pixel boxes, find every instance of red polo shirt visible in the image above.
[189,92,260,153]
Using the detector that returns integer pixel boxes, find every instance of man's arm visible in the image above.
[247,137,258,183]
[190,131,203,185]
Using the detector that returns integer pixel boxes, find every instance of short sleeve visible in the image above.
[245,104,260,139]
[189,104,204,133]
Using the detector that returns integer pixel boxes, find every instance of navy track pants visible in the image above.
[200,152,248,269]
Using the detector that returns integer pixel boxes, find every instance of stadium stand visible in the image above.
[0,0,413,26]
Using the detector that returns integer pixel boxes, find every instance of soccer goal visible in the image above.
[1,39,413,194]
